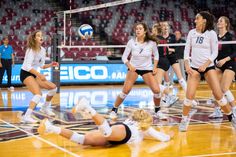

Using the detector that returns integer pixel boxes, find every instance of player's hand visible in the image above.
[129,65,136,72]
[0,63,2,68]
[186,66,194,75]
[153,67,158,75]
[198,64,207,72]
[216,59,226,67]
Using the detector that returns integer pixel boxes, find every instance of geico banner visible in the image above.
[1,63,144,84]
[0,88,155,110]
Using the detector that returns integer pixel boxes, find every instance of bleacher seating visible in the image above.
[0,0,235,61]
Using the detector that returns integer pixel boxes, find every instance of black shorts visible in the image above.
[158,57,170,71]
[217,60,236,73]
[135,69,152,76]
[192,66,216,80]
[128,69,152,76]
[108,122,132,145]
[167,53,179,65]
[20,69,36,83]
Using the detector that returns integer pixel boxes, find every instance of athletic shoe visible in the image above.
[166,95,179,107]
[38,119,52,135]
[179,117,190,132]
[40,106,56,116]
[8,86,14,91]
[161,96,168,107]
[232,107,236,117]
[192,100,199,107]
[155,111,168,120]
[231,115,236,130]
[22,115,38,123]
[161,95,179,107]
[161,96,168,106]
[206,98,213,105]
[72,97,90,114]
[109,111,118,120]
[208,108,223,118]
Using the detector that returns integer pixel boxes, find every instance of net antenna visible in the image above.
[57,0,141,48]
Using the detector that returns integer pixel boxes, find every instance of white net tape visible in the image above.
[58,41,236,49]
[60,0,141,14]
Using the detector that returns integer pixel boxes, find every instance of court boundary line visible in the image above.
[0,119,80,157]
[169,107,234,129]
[126,103,234,130]
[184,151,236,157]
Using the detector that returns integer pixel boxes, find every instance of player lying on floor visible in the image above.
[38,97,171,146]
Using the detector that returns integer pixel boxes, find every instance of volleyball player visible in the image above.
[109,22,166,119]
[38,97,171,146]
[179,11,236,131]
[152,23,179,108]
[208,16,236,118]
[20,30,58,123]
[160,22,187,90]
[159,21,199,107]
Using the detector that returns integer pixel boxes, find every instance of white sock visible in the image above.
[51,125,61,134]
[182,115,188,121]
[145,127,170,142]
[47,121,61,134]
[86,106,97,117]
[70,132,85,145]
[25,108,33,117]
[179,78,187,91]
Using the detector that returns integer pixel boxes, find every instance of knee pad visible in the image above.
[216,96,227,107]
[70,132,85,145]
[224,90,235,103]
[98,120,112,137]
[154,93,161,99]
[159,84,166,93]
[183,98,193,107]
[31,94,42,104]
[119,92,127,99]
[47,87,57,96]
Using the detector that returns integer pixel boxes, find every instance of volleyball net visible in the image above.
[55,0,236,60]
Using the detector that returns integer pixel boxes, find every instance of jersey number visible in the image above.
[196,37,204,44]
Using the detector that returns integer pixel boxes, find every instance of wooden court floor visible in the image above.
[0,83,236,157]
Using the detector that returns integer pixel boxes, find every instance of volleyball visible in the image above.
[78,24,93,39]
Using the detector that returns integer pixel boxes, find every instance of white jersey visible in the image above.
[122,38,159,70]
[184,29,218,68]
[21,47,46,72]
[123,119,143,144]
[123,119,170,144]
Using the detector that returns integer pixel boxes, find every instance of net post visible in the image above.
[52,33,61,93]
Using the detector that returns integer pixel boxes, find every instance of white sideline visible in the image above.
[0,119,80,157]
